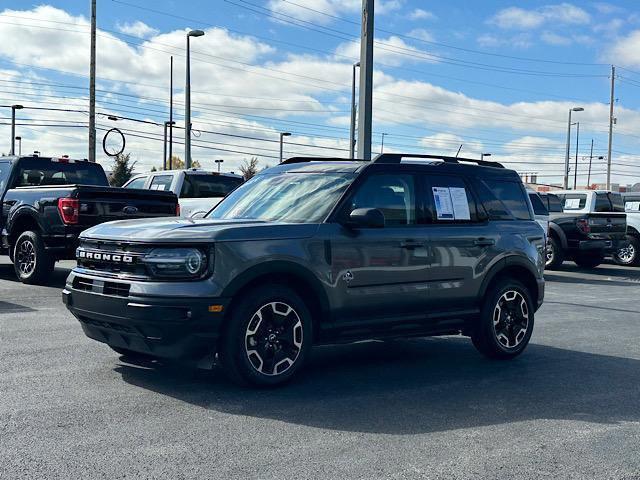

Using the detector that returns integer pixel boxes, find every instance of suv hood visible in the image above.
[80,217,320,243]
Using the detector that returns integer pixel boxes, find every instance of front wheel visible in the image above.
[13,230,55,284]
[613,236,640,267]
[472,279,534,359]
[218,285,313,387]
[573,253,603,269]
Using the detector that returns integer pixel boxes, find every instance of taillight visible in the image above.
[576,218,591,234]
[58,198,79,224]
[176,203,181,216]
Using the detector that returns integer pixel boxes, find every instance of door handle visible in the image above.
[400,240,424,249]
[473,238,495,247]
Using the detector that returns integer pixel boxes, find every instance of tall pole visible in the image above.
[10,107,16,155]
[573,122,579,190]
[380,133,386,153]
[349,62,359,159]
[587,139,594,187]
[357,0,374,160]
[564,109,573,190]
[89,0,96,162]
[163,122,168,171]
[279,132,291,163]
[169,55,173,170]
[185,35,192,169]
[606,65,615,190]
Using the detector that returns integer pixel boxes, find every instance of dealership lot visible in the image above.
[1,259,639,480]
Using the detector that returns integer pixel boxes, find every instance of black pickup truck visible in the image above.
[543,190,627,269]
[0,156,178,284]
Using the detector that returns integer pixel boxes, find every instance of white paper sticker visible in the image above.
[432,187,455,220]
[626,201,640,212]
[564,198,581,209]
[449,187,471,221]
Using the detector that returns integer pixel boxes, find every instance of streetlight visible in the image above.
[14,136,21,156]
[279,132,291,163]
[349,61,360,159]
[10,104,23,156]
[564,107,584,189]
[163,121,176,170]
[573,122,580,190]
[215,159,224,172]
[185,29,205,169]
[481,153,492,161]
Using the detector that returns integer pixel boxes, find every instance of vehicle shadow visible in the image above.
[0,262,70,289]
[544,273,639,287]
[114,337,640,435]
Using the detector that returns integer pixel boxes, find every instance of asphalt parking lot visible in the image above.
[1,259,639,480]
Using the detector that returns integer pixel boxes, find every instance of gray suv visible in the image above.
[62,154,545,387]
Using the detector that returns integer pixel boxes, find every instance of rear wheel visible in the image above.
[613,235,640,267]
[13,230,55,284]
[573,253,603,269]
[219,285,313,387]
[472,279,534,359]
[545,236,564,270]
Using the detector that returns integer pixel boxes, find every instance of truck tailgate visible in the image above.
[586,213,627,239]
[74,186,178,226]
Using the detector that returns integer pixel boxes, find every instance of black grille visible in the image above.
[72,276,131,297]
[103,281,131,297]
[73,277,93,291]
[76,240,152,279]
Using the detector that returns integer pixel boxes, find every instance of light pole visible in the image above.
[349,61,360,159]
[380,133,387,153]
[279,132,291,163]
[481,152,492,161]
[215,159,224,172]
[564,107,584,189]
[14,136,21,156]
[185,29,205,169]
[163,121,176,170]
[10,104,23,155]
[573,122,580,190]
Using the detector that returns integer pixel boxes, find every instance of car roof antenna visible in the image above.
[455,144,463,158]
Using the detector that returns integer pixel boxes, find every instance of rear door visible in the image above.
[423,174,500,311]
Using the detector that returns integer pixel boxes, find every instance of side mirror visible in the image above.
[348,208,385,228]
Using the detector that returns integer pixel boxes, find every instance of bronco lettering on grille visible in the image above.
[77,249,134,263]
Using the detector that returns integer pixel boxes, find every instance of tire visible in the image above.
[109,346,156,360]
[573,253,603,269]
[545,236,564,270]
[613,235,640,267]
[13,230,55,284]
[218,284,313,387]
[472,279,535,360]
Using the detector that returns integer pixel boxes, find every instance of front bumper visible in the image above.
[63,274,230,361]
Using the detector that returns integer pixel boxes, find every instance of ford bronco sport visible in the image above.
[63,154,545,387]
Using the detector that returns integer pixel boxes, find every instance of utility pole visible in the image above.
[573,122,580,190]
[356,0,374,160]
[606,65,615,190]
[587,139,594,187]
[564,107,583,189]
[349,62,360,159]
[89,0,96,162]
[169,55,174,170]
[380,133,386,153]
[10,104,23,155]
[185,30,205,169]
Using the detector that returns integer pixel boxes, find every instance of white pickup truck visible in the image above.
[123,169,243,218]
[614,192,640,266]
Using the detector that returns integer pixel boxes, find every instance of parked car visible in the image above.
[545,189,627,269]
[613,193,640,266]
[538,192,565,268]
[63,153,545,387]
[123,169,243,218]
[527,189,549,235]
[0,155,179,284]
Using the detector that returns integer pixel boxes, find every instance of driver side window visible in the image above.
[348,174,416,226]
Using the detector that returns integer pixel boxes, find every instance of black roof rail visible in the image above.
[373,153,505,168]
[280,156,357,165]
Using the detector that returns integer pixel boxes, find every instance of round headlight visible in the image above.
[185,250,204,274]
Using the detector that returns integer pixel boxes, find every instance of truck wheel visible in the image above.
[613,235,640,267]
[13,230,55,284]
[573,253,603,269]
[545,236,564,270]
[219,285,313,387]
[471,279,534,360]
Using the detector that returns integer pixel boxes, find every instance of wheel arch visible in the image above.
[548,222,568,249]
[7,209,41,246]
[627,226,640,237]
[479,257,541,309]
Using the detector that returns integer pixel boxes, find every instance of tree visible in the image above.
[239,157,259,180]
[109,152,136,187]
[150,166,158,172]
[168,155,201,170]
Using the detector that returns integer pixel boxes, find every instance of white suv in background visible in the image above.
[124,169,243,218]
[615,193,640,266]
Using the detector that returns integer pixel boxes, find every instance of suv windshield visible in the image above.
[209,172,354,223]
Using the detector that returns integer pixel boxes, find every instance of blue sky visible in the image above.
[2,1,640,186]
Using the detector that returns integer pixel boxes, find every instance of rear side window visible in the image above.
[180,174,243,199]
[13,158,108,187]
[561,194,587,210]
[125,176,147,189]
[528,193,548,216]
[149,175,173,191]
[349,174,416,226]
[545,194,563,212]
[609,193,625,212]
[477,179,532,220]
[0,161,10,192]
[424,175,478,223]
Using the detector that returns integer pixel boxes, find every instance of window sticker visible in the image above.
[565,198,581,209]
[432,187,455,220]
[449,187,471,221]
[626,201,640,212]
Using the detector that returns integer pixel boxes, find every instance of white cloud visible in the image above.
[490,3,590,30]
[335,35,436,66]
[605,29,640,67]
[409,9,436,21]
[266,0,402,25]
[116,21,159,39]
[477,33,533,49]
[541,31,572,46]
